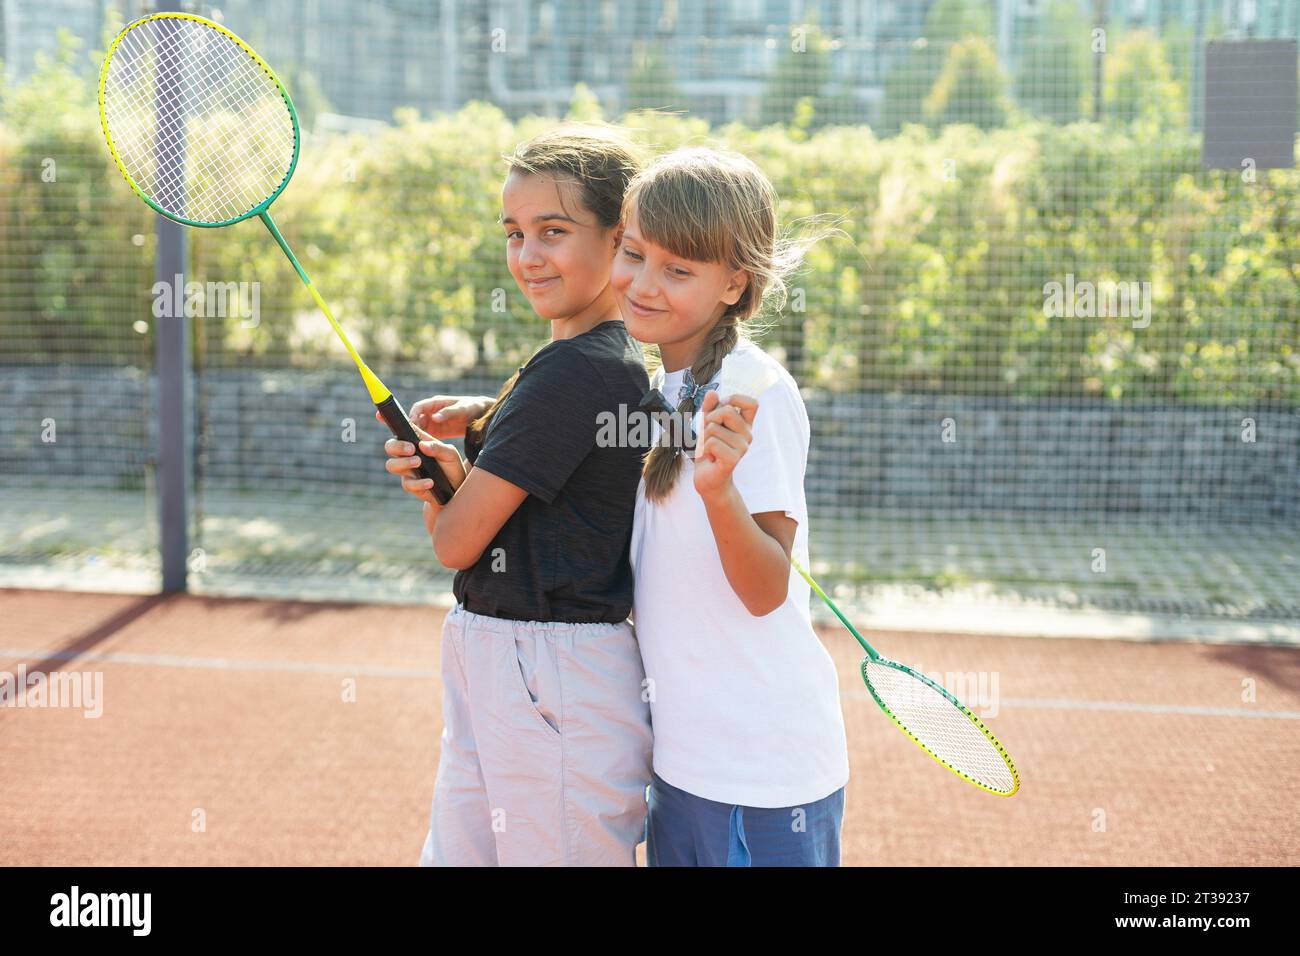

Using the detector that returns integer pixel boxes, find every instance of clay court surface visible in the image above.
[1,587,1296,867]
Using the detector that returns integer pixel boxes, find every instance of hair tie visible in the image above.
[638,385,699,458]
[678,367,719,412]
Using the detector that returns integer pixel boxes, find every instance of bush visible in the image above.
[2,33,1296,404]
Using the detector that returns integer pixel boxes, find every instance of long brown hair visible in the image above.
[465,123,643,451]
[632,147,840,502]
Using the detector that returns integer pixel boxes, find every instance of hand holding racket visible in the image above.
[98,12,458,503]
[713,350,1021,796]
[380,422,467,507]
[793,555,1020,796]
[407,395,496,441]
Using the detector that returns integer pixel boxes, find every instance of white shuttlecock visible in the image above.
[717,347,780,401]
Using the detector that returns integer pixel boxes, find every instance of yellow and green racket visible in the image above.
[668,351,1020,795]
[98,11,455,503]
[792,555,1021,797]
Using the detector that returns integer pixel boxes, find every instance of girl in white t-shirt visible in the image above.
[611,146,851,866]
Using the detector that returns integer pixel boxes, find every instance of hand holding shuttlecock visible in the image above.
[692,348,776,495]
[716,348,780,405]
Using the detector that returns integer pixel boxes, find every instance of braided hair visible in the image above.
[642,317,741,501]
[631,147,834,502]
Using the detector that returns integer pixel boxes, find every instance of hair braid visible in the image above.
[631,145,848,503]
[641,316,740,502]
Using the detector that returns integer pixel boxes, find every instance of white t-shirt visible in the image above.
[629,339,850,808]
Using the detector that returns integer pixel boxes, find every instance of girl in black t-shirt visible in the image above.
[381,124,654,866]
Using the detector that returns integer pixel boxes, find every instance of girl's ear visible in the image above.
[721,267,749,306]
[611,223,625,252]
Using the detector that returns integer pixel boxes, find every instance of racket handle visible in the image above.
[375,395,457,505]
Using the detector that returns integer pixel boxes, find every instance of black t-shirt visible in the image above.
[453,320,649,623]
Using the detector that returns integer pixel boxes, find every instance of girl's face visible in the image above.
[611,209,748,368]
[501,171,620,322]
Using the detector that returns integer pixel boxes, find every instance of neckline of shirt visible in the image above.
[656,340,758,390]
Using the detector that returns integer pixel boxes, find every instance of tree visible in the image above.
[924,36,1010,130]
[925,0,995,44]
[880,0,995,135]
[0,29,153,363]
[881,39,945,135]
[625,41,685,115]
[1104,29,1184,128]
[759,23,832,128]
[274,63,332,134]
[1015,0,1088,123]
[566,82,604,122]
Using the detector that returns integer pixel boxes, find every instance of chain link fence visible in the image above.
[2,0,1298,629]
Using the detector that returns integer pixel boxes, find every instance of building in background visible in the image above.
[1,0,152,83]
[2,0,1295,127]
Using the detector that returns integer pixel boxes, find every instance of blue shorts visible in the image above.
[645,771,844,867]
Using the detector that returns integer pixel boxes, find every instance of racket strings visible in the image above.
[127,22,289,216]
[103,16,295,224]
[864,660,1017,795]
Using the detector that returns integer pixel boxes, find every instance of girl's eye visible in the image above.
[505,227,565,240]
[621,248,686,276]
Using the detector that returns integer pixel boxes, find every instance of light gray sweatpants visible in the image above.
[418,603,654,867]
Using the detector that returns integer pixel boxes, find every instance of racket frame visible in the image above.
[98,12,301,230]
[863,656,1021,797]
[98,12,455,504]
[792,554,1020,796]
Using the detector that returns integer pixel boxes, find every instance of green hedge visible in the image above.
[2,37,1296,403]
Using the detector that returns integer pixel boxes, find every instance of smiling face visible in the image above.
[611,208,749,371]
[501,171,621,323]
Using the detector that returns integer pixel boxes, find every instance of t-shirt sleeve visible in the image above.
[727,375,808,520]
[472,342,607,505]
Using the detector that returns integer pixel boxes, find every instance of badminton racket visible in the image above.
[98,12,456,503]
[792,554,1020,796]
[710,348,1020,796]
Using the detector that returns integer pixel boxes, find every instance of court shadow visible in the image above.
[10,592,174,675]
[251,595,432,624]
[1204,643,1300,705]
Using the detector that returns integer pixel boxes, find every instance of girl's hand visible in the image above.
[693,390,758,501]
[382,424,467,508]
[402,395,495,440]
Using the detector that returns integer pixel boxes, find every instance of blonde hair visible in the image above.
[632,146,839,502]
[466,123,643,451]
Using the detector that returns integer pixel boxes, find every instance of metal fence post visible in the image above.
[155,0,190,593]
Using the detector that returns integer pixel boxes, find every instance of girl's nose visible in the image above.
[630,277,660,305]
[520,241,546,269]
